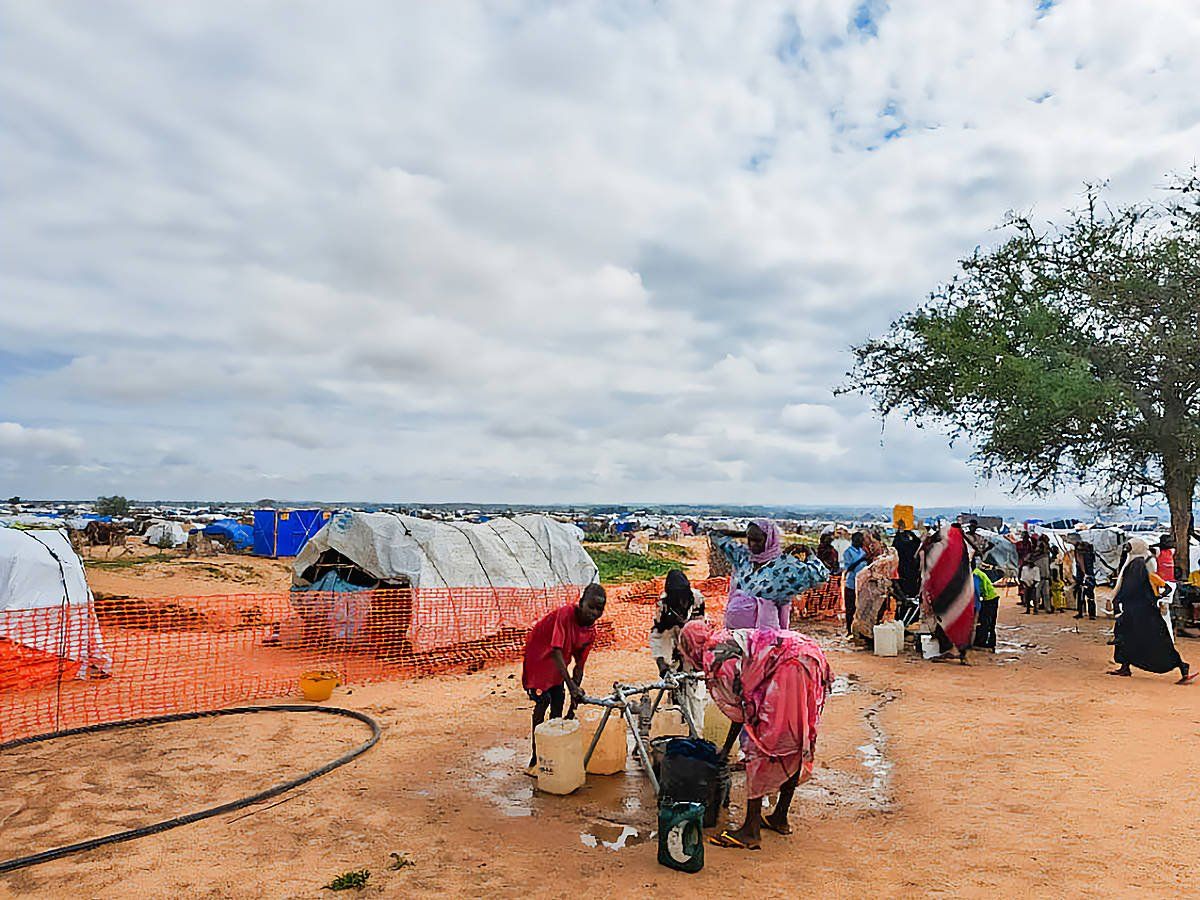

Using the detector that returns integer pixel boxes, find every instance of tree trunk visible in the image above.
[1164,469,1196,578]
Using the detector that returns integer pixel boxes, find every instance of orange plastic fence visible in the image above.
[0,575,842,744]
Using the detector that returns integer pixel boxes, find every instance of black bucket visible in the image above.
[658,738,726,828]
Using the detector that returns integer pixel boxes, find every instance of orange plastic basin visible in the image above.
[299,670,339,701]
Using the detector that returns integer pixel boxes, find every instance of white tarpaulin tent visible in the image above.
[293,512,598,589]
[290,513,598,652]
[0,527,111,677]
[144,521,187,548]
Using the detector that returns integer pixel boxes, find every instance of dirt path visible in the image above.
[4,590,1200,898]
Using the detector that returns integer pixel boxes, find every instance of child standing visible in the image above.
[521,583,607,770]
[972,565,1000,650]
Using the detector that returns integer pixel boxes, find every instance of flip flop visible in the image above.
[1105,670,1131,677]
[709,831,760,851]
[1176,672,1199,685]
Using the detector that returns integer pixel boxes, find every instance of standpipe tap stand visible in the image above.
[576,671,702,795]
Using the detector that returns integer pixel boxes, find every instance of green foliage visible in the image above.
[85,553,175,571]
[586,547,679,583]
[95,495,131,516]
[324,869,370,891]
[648,541,693,560]
[844,175,1200,569]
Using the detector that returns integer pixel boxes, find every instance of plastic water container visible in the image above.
[650,705,690,741]
[920,634,941,660]
[873,621,902,657]
[702,700,734,746]
[578,707,627,775]
[534,718,585,795]
[657,801,705,873]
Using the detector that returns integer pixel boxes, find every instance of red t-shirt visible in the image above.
[1158,549,1176,582]
[521,604,595,692]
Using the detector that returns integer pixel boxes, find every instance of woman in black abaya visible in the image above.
[1108,557,1197,684]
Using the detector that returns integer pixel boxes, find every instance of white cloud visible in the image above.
[2,0,1198,505]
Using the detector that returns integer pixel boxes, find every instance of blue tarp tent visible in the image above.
[202,519,254,551]
[253,509,330,557]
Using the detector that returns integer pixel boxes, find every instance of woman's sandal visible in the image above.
[1105,669,1131,677]
[708,831,760,850]
[1176,671,1199,685]
[762,817,792,836]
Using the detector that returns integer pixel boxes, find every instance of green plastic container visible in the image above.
[657,801,704,873]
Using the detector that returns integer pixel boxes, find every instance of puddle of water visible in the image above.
[830,673,861,696]
[475,745,535,817]
[579,823,650,851]
[482,746,518,765]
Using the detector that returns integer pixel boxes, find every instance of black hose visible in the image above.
[0,704,381,874]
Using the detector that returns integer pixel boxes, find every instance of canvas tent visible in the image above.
[0,527,111,687]
[289,513,598,652]
[293,512,597,590]
[144,521,188,548]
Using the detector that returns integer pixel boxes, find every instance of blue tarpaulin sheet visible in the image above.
[202,519,254,551]
[253,509,330,557]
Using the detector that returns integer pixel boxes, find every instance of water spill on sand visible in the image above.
[482,746,518,765]
[475,745,534,817]
[811,679,896,811]
[579,822,651,851]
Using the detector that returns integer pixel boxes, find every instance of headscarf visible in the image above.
[1127,537,1152,559]
[657,569,695,630]
[1114,538,1155,595]
[749,518,782,565]
[679,618,717,670]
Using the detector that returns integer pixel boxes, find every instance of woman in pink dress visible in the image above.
[679,619,833,850]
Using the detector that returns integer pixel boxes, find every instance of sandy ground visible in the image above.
[83,544,292,599]
[5,583,1200,899]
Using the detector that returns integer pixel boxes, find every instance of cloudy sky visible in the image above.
[2,1,1198,506]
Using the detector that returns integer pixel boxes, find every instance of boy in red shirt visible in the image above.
[522,583,607,770]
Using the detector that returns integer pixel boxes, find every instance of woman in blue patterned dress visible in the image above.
[710,519,829,630]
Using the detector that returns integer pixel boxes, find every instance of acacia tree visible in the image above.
[844,176,1200,573]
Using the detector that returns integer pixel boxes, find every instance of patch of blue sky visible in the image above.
[850,0,889,38]
[776,12,803,64]
[0,349,72,379]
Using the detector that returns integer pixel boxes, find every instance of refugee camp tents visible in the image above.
[253,509,330,557]
[0,527,110,688]
[293,512,598,591]
[144,521,187,548]
[289,513,599,652]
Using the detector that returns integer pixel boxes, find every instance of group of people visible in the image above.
[521,518,835,851]
[832,517,1001,661]
[516,517,1196,859]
